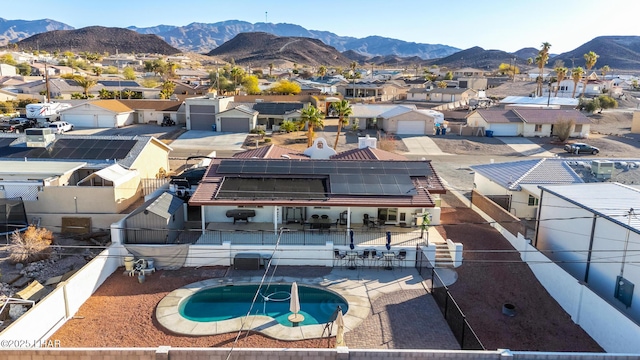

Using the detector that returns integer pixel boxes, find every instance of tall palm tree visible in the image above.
[301,105,325,147]
[331,100,352,150]
[349,61,358,98]
[230,66,242,88]
[554,67,568,97]
[268,63,274,78]
[535,42,551,96]
[74,76,97,99]
[582,51,599,97]
[436,80,447,89]
[571,67,584,98]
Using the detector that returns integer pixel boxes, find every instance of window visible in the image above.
[574,124,583,133]
[534,124,542,132]
[528,195,539,206]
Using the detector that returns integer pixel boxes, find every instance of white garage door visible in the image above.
[63,114,95,128]
[489,124,519,136]
[97,115,115,128]
[397,120,425,135]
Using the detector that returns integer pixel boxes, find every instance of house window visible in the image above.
[574,124,583,133]
[528,195,539,206]
[534,124,542,132]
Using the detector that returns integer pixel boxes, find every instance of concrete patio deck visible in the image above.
[156,266,457,344]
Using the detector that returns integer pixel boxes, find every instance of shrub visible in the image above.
[279,120,296,133]
[264,138,272,143]
[9,226,54,264]
[555,117,575,142]
[378,131,397,152]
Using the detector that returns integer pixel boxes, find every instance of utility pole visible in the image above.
[44,61,50,103]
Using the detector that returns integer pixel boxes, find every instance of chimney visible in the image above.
[358,134,377,149]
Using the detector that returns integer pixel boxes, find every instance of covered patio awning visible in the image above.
[78,164,138,186]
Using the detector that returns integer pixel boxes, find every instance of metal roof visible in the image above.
[471,158,583,190]
[500,96,579,106]
[142,192,184,219]
[0,160,86,179]
[539,183,640,232]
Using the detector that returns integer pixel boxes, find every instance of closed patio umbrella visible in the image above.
[335,306,345,347]
[386,231,391,251]
[290,282,300,315]
[349,230,355,250]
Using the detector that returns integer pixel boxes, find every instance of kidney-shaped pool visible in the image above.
[180,283,349,327]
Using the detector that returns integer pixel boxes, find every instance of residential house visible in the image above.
[188,153,446,236]
[253,102,305,131]
[60,100,135,128]
[500,96,579,110]
[457,77,488,91]
[349,104,443,134]
[406,87,431,102]
[549,73,613,98]
[184,95,234,131]
[336,81,407,102]
[0,132,172,230]
[293,78,338,94]
[535,182,640,323]
[428,88,477,103]
[471,158,584,219]
[452,67,486,78]
[0,64,17,77]
[0,88,18,102]
[215,105,259,132]
[172,80,209,96]
[466,108,590,137]
[118,99,184,124]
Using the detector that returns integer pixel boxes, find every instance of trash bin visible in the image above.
[442,128,447,135]
[211,124,217,131]
[436,127,441,135]
[486,130,494,137]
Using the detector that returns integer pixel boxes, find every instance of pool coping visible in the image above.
[156,268,427,341]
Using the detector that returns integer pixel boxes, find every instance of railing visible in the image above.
[416,248,485,350]
[124,228,428,247]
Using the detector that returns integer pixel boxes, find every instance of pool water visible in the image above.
[180,284,348,327]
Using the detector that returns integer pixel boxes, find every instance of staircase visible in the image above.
[434,243,454,268]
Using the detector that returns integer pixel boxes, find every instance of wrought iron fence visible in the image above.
[415,249,485,350]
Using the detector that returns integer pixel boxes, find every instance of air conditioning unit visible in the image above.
[25,127,55,148]
[592,160,613,179]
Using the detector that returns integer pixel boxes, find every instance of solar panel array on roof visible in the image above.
[0,139,137,160]
[216,159,432,177]
[252,102,304,115]
[217,178,327,199]
[216,159,427,196]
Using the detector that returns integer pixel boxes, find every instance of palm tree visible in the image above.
[349,61,358,98]
[317,65,327,80]
[74,76,97,99]
[268,63,274,78]
[554,67,568,97]
[436,81,447,89]
[331,100,353,150]
[98,88,111,99]
[301,105,325,147]
[571,67,584,98]
[535,42,551,96]
[600,65,611,79]
[527,57,533,66]
[581,51,599,97]
[230,66,242,88]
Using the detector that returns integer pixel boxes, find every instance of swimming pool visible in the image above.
[180,283,348,327]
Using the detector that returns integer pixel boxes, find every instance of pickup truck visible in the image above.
[0,118,36,133]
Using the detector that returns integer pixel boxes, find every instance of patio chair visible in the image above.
[321,214,329,219]
[358,249,370,267]
[311,214,320,219]
[334,249,346,268]
[362,214,370,228]
[370,249,384,269]
[395,249,407,269]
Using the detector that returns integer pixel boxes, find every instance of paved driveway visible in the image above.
[170,131,246,152]
[400,135,451,156]
[497,137,556,157]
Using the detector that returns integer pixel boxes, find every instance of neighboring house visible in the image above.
[466,108,590,137]
[188,154,447,234]
[535,182,640,323]
[0,133,171,229]
[293,78,338,94]
[0,63,17,77]
[550,73,612,98]
[125,192,185,244]
[349,104,443,134]
[184,95,235,131]
[336,81,407,102]
[60,100,135,128]
[215,105,259,132]
[172,80,209,96]
[452,67,486,78]
[500,96,579,110]
[118,99,184,124]
[406,88,430,102]
[0,88,18,102]
[457,77,488,91]
[427,88,477,103]
[253,102,305,130]
[471,158,584,219]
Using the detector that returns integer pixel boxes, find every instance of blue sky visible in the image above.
[3,0,639,54]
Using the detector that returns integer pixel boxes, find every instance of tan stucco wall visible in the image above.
[631,111,640,134]
[25,186,118,214]
[113,176,143,211]
[465,112,487,127]
[383,111,435,134]
[522,124,552,137]
[129,139,170,178]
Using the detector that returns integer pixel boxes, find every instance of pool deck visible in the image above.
[157,266,456,341]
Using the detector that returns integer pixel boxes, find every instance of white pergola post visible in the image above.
[273,206,278,235]
[201,206,206,234]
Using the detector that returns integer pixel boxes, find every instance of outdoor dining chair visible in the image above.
[395,249,407,269]
[334,249,346,268]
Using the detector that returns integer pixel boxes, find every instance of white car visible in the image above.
[48,121,74,134]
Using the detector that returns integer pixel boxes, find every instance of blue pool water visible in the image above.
[180,284,348,327]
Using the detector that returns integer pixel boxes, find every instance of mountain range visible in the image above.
[3,17,640,70]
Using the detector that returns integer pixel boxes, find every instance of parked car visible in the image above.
[0,118,36,133]
[48,121,74,134]
[564,142,599,155]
